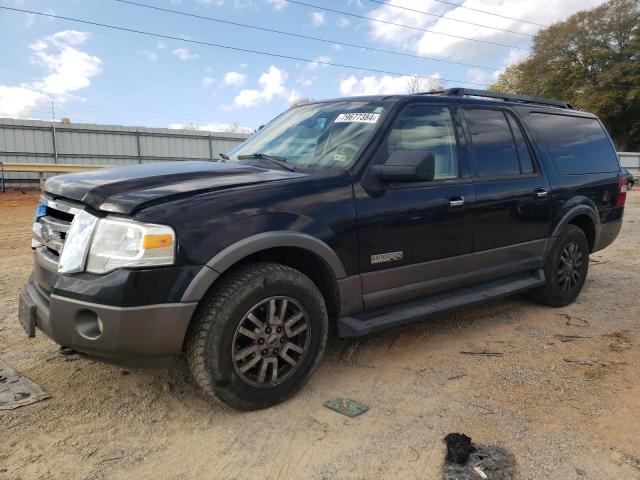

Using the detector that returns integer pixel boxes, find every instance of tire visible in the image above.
[185,262,328,410]
[530,224,590,307]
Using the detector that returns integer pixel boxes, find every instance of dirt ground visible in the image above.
[1,189,639,480]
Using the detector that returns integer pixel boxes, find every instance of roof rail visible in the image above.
[442,88,572,109]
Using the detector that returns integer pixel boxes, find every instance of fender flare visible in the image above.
[181,231,346,302]
[551,204,599,238]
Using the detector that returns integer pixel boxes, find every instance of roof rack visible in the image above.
[435,88,572,109]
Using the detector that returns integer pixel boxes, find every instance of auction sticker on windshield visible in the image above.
[335,113,380,123]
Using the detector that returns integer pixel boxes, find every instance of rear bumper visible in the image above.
[593,219,623,253]
[23,248,198,366]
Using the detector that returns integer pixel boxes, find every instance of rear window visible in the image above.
[529,113,619,174]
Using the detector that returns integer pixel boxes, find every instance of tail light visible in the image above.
[616,177,628,206]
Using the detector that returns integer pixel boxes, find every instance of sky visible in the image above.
[0,0,608,132]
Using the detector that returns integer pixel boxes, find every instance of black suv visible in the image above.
[20,89,627,410]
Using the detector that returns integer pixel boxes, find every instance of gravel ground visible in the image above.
[1,189,639,480]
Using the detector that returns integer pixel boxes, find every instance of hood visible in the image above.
[44,161,307,215]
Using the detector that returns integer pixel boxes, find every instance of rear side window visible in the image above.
[464,109,522,177]
[529,113,619,174]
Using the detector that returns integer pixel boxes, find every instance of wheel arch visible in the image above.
[181,232,346,319]
[551,205,598,252]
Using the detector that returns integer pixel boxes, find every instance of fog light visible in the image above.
[74,309,102,340]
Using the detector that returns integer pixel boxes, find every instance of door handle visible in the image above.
[449,196,465,208]
[534,188,548,200]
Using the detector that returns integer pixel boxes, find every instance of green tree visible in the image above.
[491,0,639,150]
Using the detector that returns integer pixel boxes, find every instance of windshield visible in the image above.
[228,101,387,169]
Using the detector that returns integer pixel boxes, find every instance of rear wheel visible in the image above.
[186,263,328,410]
[531,225,590,307]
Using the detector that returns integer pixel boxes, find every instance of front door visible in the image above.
[354,104,475,309]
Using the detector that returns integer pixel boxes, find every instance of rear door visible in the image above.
[462,107,552,264]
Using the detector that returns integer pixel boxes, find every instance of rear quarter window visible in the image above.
[529,113,619,174]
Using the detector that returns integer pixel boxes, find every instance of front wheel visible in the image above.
[186,263,328,410]
[530,225,590,307]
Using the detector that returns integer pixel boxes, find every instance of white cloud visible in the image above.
[466,48,530,85]
[141,51,158,62]
[223,71,247,86]
[298,75,316,87]
[287,89,302,105]
[336,17,351,28]
[0,86,48,118]
[157,41,166,50]
[31,45,102,96]
[233,65,293,108]
[0,30,102,118]
[202,76,216,87]
[332,43,343,51]
[267,0,287,9]
[172,48,200,61]
[310,11,325,26]
[197,0,224,4]
[367,0,609,67]
[306,55,331,70]
[339,73,442,96]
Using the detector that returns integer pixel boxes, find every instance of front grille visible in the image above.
[33,197,80,258]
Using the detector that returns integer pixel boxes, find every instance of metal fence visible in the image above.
[0,118,250,187]
[619,152,640,174]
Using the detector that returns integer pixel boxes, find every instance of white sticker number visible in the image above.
[335,113,380,124]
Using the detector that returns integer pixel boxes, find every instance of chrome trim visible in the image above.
[35,246,59,270]
[40,215,70,233]
[41,196,81,216]
[43,236,64,253]
[449,196,465,208]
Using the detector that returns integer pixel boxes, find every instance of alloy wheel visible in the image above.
[232,296,311,387]
[557,241,583,293]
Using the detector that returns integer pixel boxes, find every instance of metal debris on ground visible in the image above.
[323,398,369,417]
[555,313,591,327]
[442,433,516,480]
[554,334,592,342]
[460,351,504,357]
[563,357,596,366]
[0,359,50,410]
[101,450,125,462]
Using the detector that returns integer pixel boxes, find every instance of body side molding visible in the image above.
[181,231,347,303]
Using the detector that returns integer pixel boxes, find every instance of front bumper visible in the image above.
[23,248,198,366]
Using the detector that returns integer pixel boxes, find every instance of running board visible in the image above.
[337,269,545,337]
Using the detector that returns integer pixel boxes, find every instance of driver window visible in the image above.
[384,105,459,179]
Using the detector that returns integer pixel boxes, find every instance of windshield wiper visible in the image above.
[237,153,296,172]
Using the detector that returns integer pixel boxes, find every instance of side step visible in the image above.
[337,269,545,337]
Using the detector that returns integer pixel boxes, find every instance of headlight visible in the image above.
[85,218,175,274]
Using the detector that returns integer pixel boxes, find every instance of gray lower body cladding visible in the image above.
[593,219,622,253]
[23,274,196,366]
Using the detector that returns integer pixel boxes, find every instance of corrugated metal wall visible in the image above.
[0,118,250,187]
[619,152,640,174]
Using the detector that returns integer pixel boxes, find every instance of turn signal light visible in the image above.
[143,234,174,249]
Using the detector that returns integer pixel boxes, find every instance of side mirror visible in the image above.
[372,151,435,183]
